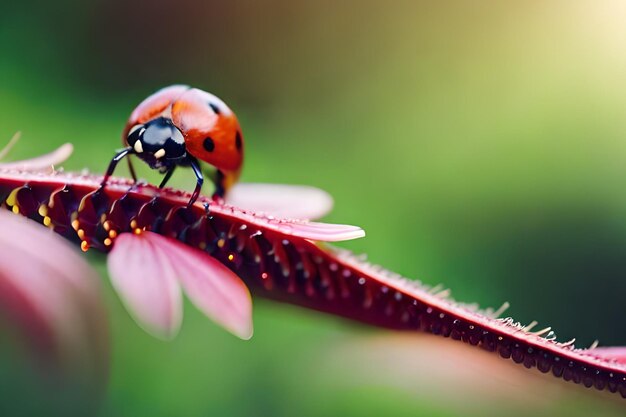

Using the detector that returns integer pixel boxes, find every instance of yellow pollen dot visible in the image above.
[108,230,118,239]
[130,219,138,229]
[5,188,19,207]
[100,213,107,223]
[11,205,19,214]
[217,239,225,248]
[103,221,111,231]
[104,238,112,246]
[80,241,89,252]
[43,216,52,227]
[77,229,85,239]
[228,254,235,261]
[37,205,48,217]
[71,219,80,230]
[134,228,142,235]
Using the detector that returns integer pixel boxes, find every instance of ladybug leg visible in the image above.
[126,157,138,183]
[158,166,176,189]
[213,170,226,200]
[188,158,204,208]
[100,147,132,188]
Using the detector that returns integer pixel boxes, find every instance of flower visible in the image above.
[0,134,255,341]
[0,134,360,343]
[10,140,626,396]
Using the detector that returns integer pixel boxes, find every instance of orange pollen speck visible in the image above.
[71,219,80,230]
[134,228,142,235]
[109,230,118,239]
[103,221,111,231]
[217,239,225,248]
[130,219,138,229]
[228,254,235,261]
[77,229,85,239]
[104,238,112,246]
[80,241,89,252]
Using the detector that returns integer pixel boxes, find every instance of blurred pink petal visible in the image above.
[146,232,253,340]
[108,232,183,340]
[0,143,73,171]
[590,347,626,365]
[0,211,108,381]
[325,334,613,411]
[226,183,333,220]
[0,268,56,360]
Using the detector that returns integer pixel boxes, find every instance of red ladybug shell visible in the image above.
[123,85,244,191]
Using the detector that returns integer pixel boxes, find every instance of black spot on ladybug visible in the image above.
[203,137,215,152]
[235,132,242,151]
[208,103,221,115]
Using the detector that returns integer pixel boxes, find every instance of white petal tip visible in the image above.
[233,325,254,341]
[58,142,74,156]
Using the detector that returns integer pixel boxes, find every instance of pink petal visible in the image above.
[226,183,334,220]
[108,233,183,340]
[108,232,252,340]
[0,211,108,380]
[589,347,626,365]
[0,143,73,171]
[140,232,253,340]
[215,205,366,242]
[274,220,366,241]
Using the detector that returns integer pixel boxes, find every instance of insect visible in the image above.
[100,85,244,206]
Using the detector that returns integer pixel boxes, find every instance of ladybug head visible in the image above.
[127,117,186,169]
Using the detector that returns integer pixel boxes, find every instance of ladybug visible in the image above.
[101,85,244,206]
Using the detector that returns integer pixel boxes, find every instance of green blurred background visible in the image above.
[2,0,626,415]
